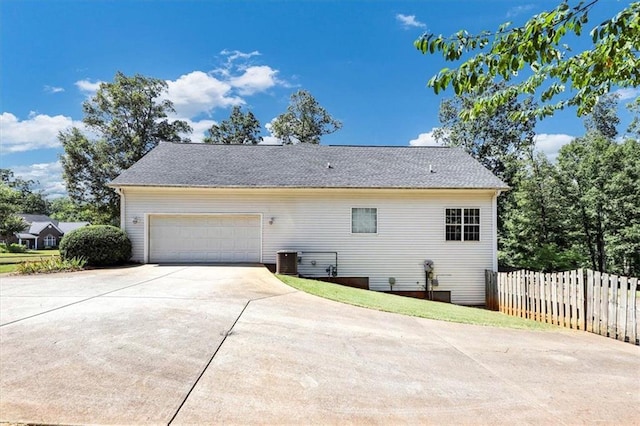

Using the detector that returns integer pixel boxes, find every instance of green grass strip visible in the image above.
[0,264,18,274]
[278,275,556,330]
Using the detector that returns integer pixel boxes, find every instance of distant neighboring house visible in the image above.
[110,142,509,305]
[11,214,90,249]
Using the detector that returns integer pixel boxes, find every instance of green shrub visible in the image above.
[16,256,87,274]
[1,243,27,253]
[60,225,131,266]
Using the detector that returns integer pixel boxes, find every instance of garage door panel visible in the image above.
[149,215,261,263]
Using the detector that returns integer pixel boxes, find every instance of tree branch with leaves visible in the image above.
[415,1,640,120]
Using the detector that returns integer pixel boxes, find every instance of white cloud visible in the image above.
[220,49,261,67]
[230,65,280,96]
[11,161,67,198]
[614,88,640,101]
[409,129,442,146]
[396,14,426,29]
[534,133,574,161]
[165,71,244,118]
[259,136,282,145]
[44,85,64,94]
[260,119,283,145]
[0,112,80,153]
[506,4,535,18]
[75,79,103,95]
[177,118,217,143]
[72,50,287,121]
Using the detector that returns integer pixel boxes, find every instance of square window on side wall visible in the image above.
[352,208,377,234]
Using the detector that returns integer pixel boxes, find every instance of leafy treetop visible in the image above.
[271,90,342,144]
[204,106,262,144]
[59,72,191,224]
[414,1,640,120]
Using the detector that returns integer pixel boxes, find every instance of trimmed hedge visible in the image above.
[60,225,131,266]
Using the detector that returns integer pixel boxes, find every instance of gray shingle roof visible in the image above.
[28,221,61,235]
[19,214,59,225]
[58,222,91,233]
[110,142,508,190]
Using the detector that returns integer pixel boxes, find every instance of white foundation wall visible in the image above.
[120,187,497,305]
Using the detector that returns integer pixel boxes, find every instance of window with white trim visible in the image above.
[43,234,57,247]
[351,208,377,234]
[445,208,480,241]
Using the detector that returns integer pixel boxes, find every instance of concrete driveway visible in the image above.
[1,265,638,425]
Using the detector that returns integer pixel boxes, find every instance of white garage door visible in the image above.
[149,215,261,263]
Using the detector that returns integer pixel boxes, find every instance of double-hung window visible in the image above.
[445,208,480,241]
[352,208,377,234]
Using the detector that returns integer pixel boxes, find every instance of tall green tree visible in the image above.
[434,82,536,184]
[553,97,639,275]
[49,197,95,223]
[271,90,342,144]
[501,151,580,271]
[414,1,640,120]
[499,95,640,275]
[60,72,191,224]
[0,169,49,214]
[584,94,620,139]
[204,106,262,144]
[604,139,640,275]
[626,97,640,139]
[0,184,27,241]
[434,82,536,236]
[556,132,619,272]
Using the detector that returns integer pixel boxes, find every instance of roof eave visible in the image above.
[108,183,509,191]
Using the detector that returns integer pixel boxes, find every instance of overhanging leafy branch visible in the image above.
[415,1,640,120]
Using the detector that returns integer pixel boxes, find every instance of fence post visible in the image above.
[593,270,601,335]
[579,269,587,331]
[609,274,619,339]
[628,277,638,345]
[535,271,541,322]
[618,276,628,342]
[602,273,610,337]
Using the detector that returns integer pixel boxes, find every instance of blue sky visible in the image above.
[0,0,635,198]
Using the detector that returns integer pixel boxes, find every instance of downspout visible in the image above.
[117,188,126,230]
[492,190,501,272]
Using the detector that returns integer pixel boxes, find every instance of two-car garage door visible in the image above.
[149,215,261,263]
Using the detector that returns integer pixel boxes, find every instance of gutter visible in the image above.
[492,190,502,272]
[107,183,510,191]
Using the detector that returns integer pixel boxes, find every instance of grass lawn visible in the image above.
[278,275,556,330]
[0,250,60,264]
[0,263,18,273]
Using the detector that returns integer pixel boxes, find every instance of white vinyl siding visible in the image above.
[121,187,497,305]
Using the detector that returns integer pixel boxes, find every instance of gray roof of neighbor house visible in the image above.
[110,142,509,190]
[15,214,91,237]
[19,214,58,225]
[58,222,91,234]
[28,221,62,235]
